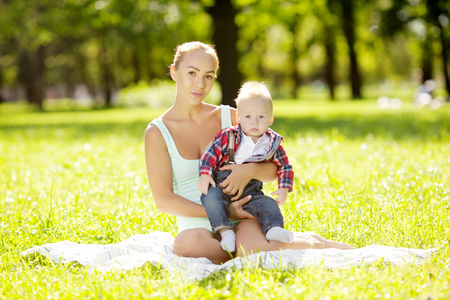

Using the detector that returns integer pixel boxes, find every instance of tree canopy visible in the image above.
[0,0,448,108]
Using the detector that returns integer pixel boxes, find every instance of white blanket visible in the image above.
[22,232,435,281]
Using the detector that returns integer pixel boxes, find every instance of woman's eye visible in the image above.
[206,75,213,80]
[189,71,196,76]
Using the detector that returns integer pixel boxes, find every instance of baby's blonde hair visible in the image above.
[235,81,273,111]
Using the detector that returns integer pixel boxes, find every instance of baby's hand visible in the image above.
[270,188,289,206]
[198,174,216,195]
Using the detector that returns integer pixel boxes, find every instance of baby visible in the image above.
[198,82,294,252]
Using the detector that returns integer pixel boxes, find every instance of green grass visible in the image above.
[1,99,449,299]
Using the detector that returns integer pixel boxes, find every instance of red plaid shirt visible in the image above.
[199,125,294,191]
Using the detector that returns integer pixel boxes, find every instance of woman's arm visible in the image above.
[219,162,278,201]
[144,125,207,218]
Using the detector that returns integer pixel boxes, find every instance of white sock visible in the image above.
[266,227,294,243]
[220,230,236,252]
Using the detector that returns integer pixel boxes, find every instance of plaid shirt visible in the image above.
[199,125,294,192]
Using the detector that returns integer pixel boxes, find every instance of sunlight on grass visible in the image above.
[1,100,449,298]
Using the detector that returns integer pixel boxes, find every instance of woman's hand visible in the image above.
[219,163,255,201]
[229,195,257,220]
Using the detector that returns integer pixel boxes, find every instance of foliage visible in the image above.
[0,0,449,106]
[0,99,449,298]
[116,80,222,107]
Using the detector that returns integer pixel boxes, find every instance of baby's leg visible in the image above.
[218,229,236,252]
[201,185,234,236]
[243,195,293,243]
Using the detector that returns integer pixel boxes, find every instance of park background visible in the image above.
[1,0,450,299]
[0,0,449,108]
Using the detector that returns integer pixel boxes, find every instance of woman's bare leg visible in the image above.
[301,231,355,250]
[173,228,232,264]
[235,220,354,257]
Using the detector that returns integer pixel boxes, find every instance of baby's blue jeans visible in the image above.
[200,169,284,234]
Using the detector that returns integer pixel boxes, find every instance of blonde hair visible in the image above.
[235,81,273,111]
[171,41,219,71]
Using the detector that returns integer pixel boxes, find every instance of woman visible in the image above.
[144,41,353,264]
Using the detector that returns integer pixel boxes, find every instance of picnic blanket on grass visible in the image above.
[22,232,435,281]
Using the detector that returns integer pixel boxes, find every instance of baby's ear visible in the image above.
[235,112,241,124]
[269,114,274,125]
[170,65,176,81]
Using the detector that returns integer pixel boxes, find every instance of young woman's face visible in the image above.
[171,50,217,104]
[236,97,274,142]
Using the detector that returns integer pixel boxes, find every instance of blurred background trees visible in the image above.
[0,0,448,109]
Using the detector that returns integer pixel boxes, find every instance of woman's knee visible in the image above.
[235,220,268,256]
[173,229,231,264]
[173,229,205,256]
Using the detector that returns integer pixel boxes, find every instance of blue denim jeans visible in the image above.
[200,169,284,234]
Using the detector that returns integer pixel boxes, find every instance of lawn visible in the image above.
[0,99,449,299]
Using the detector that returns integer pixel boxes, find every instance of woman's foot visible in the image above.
[297,232,356,250]
[309,232,355,250]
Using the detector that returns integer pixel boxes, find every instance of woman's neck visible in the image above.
[170,100,209,121]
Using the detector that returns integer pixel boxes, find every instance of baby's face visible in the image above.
[236,96,274,142]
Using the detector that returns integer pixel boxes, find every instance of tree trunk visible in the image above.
[100,40,113,107]
[207,0,242,107]
[18,46,46,109]
[0,67,4,103]
[421,36,433,82]
[324,25,336,100]
[341,0,362,99]
[290,20,301,98]
[32,45,46,109]
[102,60,113,107]
[436,17,450,98]
[439,30,450,99]
[18,50,34,104]
[426,0,450,99]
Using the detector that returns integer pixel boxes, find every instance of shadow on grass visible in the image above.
[270,112,448,141]
[1,109,448,141]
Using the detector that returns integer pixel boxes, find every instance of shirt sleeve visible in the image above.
[198,129,229,177]
[271,145,294,192]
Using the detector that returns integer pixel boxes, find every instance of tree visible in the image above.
[0,67,4,103]
[324,26,337,100]
[379,0,449,98]
[1,0,51,109]
[338,0,362,99]
[206,0,242,107]
[426,0,450,98]
[315,0,339,100]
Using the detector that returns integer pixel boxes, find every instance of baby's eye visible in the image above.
[245,115,251,119]
[258,115,265,119]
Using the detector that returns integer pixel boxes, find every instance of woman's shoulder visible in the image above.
[219,104,237,126]
[145,116,167,142]
[205,103,236,112]
[204,103,221,114]
[144,123,163,143]
[206,104,239,127]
